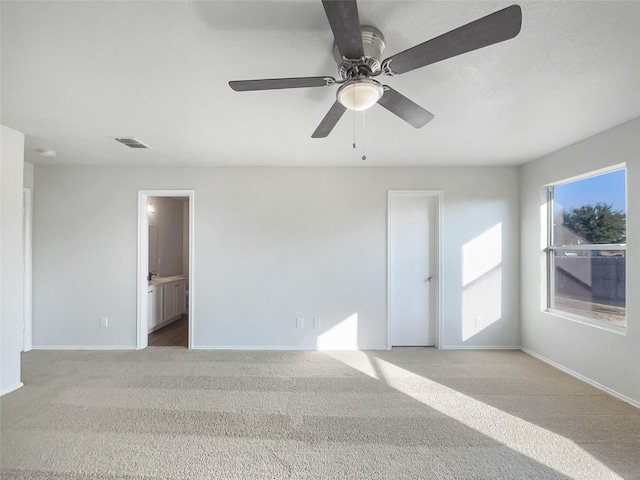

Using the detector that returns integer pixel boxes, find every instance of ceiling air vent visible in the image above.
[114,137,151,149]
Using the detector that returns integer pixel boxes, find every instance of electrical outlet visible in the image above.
[313,318,321,328]
[100,317,108,328]
[296,318,304,328]
[475,316,482,327]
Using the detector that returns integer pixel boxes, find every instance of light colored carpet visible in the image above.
[1,348,639,479]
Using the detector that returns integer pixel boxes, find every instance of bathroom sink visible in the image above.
[149,275,186,285]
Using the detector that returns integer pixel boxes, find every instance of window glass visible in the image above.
[548,168,626,328]
[553,169,626,246]
[553,169,626,245]
[551,250,626,327]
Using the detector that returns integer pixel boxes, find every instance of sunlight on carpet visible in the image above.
[324,351,623,480]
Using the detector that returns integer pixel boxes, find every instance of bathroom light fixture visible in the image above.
[147,202,154,214]
[337,79,384,111]
[38,149,57,157]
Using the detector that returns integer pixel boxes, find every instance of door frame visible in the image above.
[387,190,443,350]
[23,188,33,352]
[137,190,195,349]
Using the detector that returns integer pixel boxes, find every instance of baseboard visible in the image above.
[1,382,24,396]
[191,345,389,351]
[439,345,521,350]
[31,346,137,350]
[521,347,640,409]
[32,345,388,351]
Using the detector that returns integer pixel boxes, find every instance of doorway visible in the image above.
[137,190,194,349]
[387,190,441,348]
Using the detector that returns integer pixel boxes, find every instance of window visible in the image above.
[546,167,626,329]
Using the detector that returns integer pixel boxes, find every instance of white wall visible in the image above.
[520,118,640,405]
[32,166,520,349]
[148,196,184,277]
[1,125,25,395]
[24,162,34,189]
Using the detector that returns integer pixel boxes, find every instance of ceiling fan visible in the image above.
[229,1,522,138]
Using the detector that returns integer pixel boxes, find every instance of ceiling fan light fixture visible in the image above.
[229,2,523,138]
[337,79,383,111]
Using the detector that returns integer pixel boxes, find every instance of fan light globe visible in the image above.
[337,80,383,111]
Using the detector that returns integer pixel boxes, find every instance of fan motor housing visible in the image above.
[333,25,386,79]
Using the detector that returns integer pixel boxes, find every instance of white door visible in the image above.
[148,286,162,332]
[389,192,437,346]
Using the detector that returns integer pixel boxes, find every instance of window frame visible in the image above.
[544,167,627,332]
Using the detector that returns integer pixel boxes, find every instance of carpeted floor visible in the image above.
[1,348,639,479]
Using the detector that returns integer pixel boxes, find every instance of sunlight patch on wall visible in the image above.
[317,313,358,350]
[462,223,502,286]
[462,224,502,341]
[462,268,502,341]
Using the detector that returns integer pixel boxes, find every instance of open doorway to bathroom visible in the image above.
[147,196,189,346]
[137,190,194,349]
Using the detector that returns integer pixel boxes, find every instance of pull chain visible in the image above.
[362,109,367,161]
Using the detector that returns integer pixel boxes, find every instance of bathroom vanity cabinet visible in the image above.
[148,277,187,333]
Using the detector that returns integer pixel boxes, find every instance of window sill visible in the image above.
[544,308,626,336]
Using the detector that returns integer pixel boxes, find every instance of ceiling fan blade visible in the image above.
[322,0,364,59]
[382,4,522,75]
[229,76,335,92]
[377,87,434,128]
[311,101,347,138]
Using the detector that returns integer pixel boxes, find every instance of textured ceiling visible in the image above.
[1,1,639,167]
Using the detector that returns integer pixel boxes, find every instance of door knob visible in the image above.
[427,276,436,282]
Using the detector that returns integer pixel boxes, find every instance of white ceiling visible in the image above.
[1,1,639,167]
